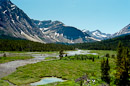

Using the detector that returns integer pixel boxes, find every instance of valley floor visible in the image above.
[0,50,117,86]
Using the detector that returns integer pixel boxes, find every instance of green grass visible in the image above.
[0,51,27,54]
[0,51,4,53]
[1,50,116,86]
[0,51,58,54]
[0,80,10,86]
[0,56,34,64]
[31,51,58,54]
[44,57,57,60]
[62,54,99,60]
[89,50,117,57]
[2,56,116,86]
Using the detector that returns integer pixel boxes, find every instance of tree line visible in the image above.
[101,42,130,86]
[0,39,74,51]
[73,35,130,50]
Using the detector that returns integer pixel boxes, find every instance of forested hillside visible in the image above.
[1,34,130,51]
[0,39,74,51]
[74,35,130,50]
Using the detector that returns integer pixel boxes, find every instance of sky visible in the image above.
[10,0,130,34]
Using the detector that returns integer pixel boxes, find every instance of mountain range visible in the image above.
[33,20,89,43]
[112,24,130,37]
[82,30,111,40]
[0,0,130,44]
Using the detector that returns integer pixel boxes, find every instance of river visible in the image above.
[0,50,96,79]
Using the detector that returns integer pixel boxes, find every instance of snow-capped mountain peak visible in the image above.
[83,29,111,40]
[0,0,113,43]
[92,30,107,38]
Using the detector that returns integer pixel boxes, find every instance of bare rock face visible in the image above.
[33,20,93,43]
[112,24,130,37]
[0,0,103,43]
[0,0,44,43]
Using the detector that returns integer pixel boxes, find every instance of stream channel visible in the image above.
[0,50,97,86]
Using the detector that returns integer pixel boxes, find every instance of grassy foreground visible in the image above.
[2,54,116,86]
[89,50,116,56]
[0,56,34,64]
[0,50,117,86]
[0,80,9,86]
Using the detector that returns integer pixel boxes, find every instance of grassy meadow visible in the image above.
[1,50,117,86]
[0,80,10,86]
[0,50,58,64]
[0,56,34,64]
[89,50,116,56]
[0,51,58,54]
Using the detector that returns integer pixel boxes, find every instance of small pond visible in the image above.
[30,77,65,86]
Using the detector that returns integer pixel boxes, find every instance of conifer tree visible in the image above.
[92,57,95,62]
[59,50,64,60]
[101,58,105,79]
[101,58,110,84]
[115,47,130,86]
[116,41,123,66]
[105,58,110,84]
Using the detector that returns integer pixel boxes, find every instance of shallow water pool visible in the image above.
[66,50,97,56]
[30,77,65,86]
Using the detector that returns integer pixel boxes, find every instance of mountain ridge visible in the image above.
[33,19,94,43]
[82,29,111,40]
[112,24,130,37]
[0,0,130,44]
[0,0,95,43]
[0,0,45,43]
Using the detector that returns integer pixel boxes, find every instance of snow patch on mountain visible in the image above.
[84,30,111,40]
[3,10,7,14]
[11,19,15,24]
[92,31,107,38]
[38,22,42,25]
[54,32,60,37]
[16,16,19,20]
[11,7,15,10]
[11,5,15,7]
[86,36,101,41]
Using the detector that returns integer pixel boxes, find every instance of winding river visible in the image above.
[0,50,97,85]
[0,53,57,79]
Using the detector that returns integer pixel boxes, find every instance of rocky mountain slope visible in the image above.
[1,0,129,44]
[83,30,111,40]
[0,0,45,43]
[33,20,98,43]
[112,24,130,37]
[0,0,98,43]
